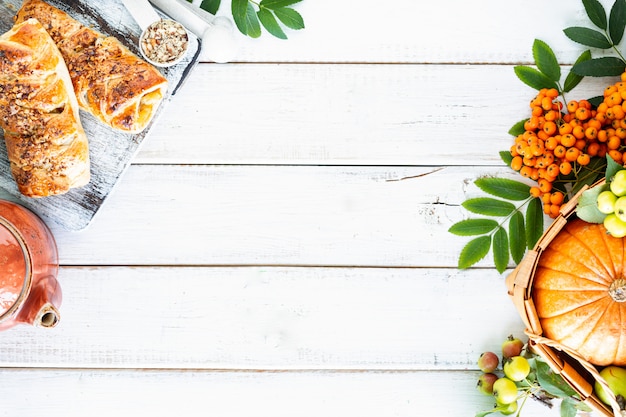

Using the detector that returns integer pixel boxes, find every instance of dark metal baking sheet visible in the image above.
[0,0,201,231]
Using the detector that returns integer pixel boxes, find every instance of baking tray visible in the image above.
[0,0,201,231]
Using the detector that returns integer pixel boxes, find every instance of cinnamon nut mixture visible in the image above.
[141,19,188,65]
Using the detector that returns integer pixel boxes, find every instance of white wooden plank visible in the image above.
[214,0,609,66]
[0,369,560,417]
[139,63,616,165]
[45,164,539,267]
[0,266,525,369]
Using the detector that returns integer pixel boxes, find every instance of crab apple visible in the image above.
[611,170,626,197]
[492,377,519,405]
[477,372,498,395]
[597,190,618,214]
[501,335,524,359]
[594,365,626,406]
[497,400,519,416]
[478,351,499,373]
[503,356,531,382]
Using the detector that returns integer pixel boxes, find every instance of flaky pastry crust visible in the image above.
[16,0,169,134]
[0,18,90,197]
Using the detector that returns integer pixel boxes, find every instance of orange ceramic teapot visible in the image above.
[0,199,61,330]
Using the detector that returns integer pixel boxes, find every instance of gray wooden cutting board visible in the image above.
[0,0,201,231]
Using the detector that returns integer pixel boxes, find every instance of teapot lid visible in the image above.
[0,221,28,316]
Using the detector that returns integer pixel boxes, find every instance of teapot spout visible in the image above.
[34,303,60,328]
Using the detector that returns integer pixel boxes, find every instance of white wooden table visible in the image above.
[0,0,613,415]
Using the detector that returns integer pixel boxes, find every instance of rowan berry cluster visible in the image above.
[510,73,626,218]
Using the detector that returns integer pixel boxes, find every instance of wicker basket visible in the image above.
[506,179,625,417]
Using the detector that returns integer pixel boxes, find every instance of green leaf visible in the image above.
[475,178,531,201]
[576,183,609,223]
[535,359,578,398]
[260,0,302,9]
[514,66,559,91]
[588,94,605,107]
[458,236,491,269]
[499,150,513,167]
[533,39,561,81]
[509,211,526,264]
[572,56,626,76]
[609,0,626,44]
[563,27,612,48]
[200,0,221,15]
[257,8,287,39]
[563,50,592,92]
[508,119,527,136]
[462,197,515,216]
[493,226,509,273]
[583,0,607,29]
[232,0,262,37]
[560,397,580,417]
[607,152,623,181]
[525,197,544,249]
[274,7,305,30]
[245,3,262,37]
[232,0,250,34]
[448,219,499,236]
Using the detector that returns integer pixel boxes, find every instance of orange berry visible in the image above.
[621,72,626,82]
[550,192,564,205]
[554,145,567,159]
[532,106,543,117]
[541,96,553,111]
[543,121,557,136]
[530,186,542,198]
[572,125,585,139]
[538,178,552,193]
[558,122,573,135]
[510,155,523,171]
[567,100,578,113]
[520,166,533,178]
[543,202,552,215]
[565,147,580,162]
[559,161,572,175]
[561,134,576,147]
[546,88,559,98]
[587,142,601,156]
[550,204,561,218]
[610,149,623,163]
[577,152,591,166]
[598,129,608,142]
[608,135,621,150]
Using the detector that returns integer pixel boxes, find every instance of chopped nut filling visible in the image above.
[140,19,188,65]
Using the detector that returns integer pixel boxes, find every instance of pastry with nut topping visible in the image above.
[16,0,169,134]
[0,18,90,197]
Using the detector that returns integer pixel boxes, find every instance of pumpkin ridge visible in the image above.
[578,300,620,365]
[547,298,608,342]
[534,289,608,318]
[565,226,616,281]
[534,267,610,291]
[538,250,609,285]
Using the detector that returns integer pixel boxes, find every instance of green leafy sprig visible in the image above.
[476,348,592,417]
[190,0,305,39]
[449,177,543,274]
[565,0,626,77]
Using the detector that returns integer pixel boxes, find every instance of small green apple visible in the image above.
[604,213,626,238]
[597,190,618,214]
[594,365,626,405]
[615,196,626,222]
[496,400,518,416]
[492,377,518,405]
[503,356,531,382]
[611,170,626,197]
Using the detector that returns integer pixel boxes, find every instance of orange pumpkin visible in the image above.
[533,218,626,366]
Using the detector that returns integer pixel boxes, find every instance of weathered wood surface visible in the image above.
[1,0,616,416]
[0,0,200,231]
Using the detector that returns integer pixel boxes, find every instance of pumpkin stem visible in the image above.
[609,279,626,302]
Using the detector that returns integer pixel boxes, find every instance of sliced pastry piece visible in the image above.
[0,18,90,197]
[16,0,169,134]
